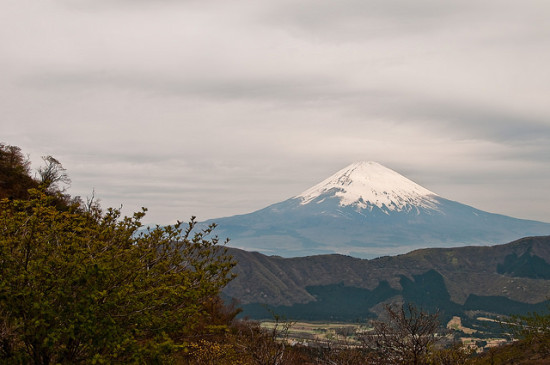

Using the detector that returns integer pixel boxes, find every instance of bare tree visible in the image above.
[235,314,294,365]
[37,156,70,192]
[360,303,439,365]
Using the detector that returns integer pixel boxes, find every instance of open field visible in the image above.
[260,321,367,346]
[260,317,512,351]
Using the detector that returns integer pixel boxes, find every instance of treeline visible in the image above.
[1,143,549,364]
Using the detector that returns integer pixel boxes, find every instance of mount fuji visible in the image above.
[205,162,550,258]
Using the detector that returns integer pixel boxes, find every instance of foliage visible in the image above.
[426,342,474,365]
[504,304,550,361]
[0,190,236,364]
[468,341,545,365]
[0,143,76,210]
[0,143,38,200]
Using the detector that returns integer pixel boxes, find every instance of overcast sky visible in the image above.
[2,0,550,225]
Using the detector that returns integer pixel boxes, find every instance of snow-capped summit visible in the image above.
[296,161,439,212]
[202,162,550,258]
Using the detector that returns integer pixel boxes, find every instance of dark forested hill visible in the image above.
[224,236,550,324]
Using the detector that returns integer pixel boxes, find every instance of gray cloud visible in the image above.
[2,0,550,225]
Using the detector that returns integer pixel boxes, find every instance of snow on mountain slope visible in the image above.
[296,161,440,213]
[202,162,550,258]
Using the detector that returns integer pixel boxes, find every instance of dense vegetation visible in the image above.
[0,144,239,363]
[1,143,549,364]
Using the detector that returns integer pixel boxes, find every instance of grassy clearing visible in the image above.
[260,321,369,345]
[261,316,512,353]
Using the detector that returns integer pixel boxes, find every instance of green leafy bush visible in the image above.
[0,190,235,364]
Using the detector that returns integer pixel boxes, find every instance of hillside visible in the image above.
[224,236,550,324]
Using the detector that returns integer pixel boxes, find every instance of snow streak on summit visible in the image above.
[202,162,550,258]
[296,162,440,213]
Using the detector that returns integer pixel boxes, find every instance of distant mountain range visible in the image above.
[205,162,550,258]
[224,236,550,328]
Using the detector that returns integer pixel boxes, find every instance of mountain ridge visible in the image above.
[205,162,550,258]
[224,235,550,323]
